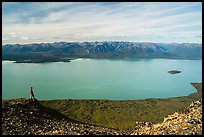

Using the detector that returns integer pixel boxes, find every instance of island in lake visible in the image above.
[168,70,181,74]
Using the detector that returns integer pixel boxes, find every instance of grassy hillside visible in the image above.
[40,83,202,130]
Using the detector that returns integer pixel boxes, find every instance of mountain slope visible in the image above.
[2,98,129,135]
[2,97,202,135]
[2,83,202,135]
[40,86,202,130]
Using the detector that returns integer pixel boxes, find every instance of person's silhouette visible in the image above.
[29,87,35,99]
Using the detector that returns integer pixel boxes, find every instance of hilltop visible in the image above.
[2,98,202,135]
[2,98,128,135]
[2,41,202,63]
[2,83,202,135]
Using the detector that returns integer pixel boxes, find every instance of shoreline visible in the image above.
[3,83,201,130]
[2,82,202,101]
[2,57,202,64]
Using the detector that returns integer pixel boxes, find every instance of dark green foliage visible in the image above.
[40,83,202,130]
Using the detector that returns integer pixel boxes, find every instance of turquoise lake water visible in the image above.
[2,58,202,100]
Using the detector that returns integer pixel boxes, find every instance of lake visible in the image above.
[2,58,202,100]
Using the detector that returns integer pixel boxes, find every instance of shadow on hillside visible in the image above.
[14,98,78,123]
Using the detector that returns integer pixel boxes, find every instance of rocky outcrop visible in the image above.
[2,98,130,135]
[131,99,202,135]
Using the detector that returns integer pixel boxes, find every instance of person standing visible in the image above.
[29,87,35,99]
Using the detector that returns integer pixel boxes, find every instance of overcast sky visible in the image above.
[2,2,202,45]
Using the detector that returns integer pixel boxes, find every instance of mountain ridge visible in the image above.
[2,41,202,63]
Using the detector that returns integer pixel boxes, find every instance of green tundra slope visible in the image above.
[40,83,202,130]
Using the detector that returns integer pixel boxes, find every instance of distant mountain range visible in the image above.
[2,41,202,63]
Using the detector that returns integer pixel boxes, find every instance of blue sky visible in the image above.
[2,2,202,44]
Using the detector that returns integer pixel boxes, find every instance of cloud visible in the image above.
[2,2,202,44]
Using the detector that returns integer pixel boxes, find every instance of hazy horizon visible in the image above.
[2,40,202,46]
